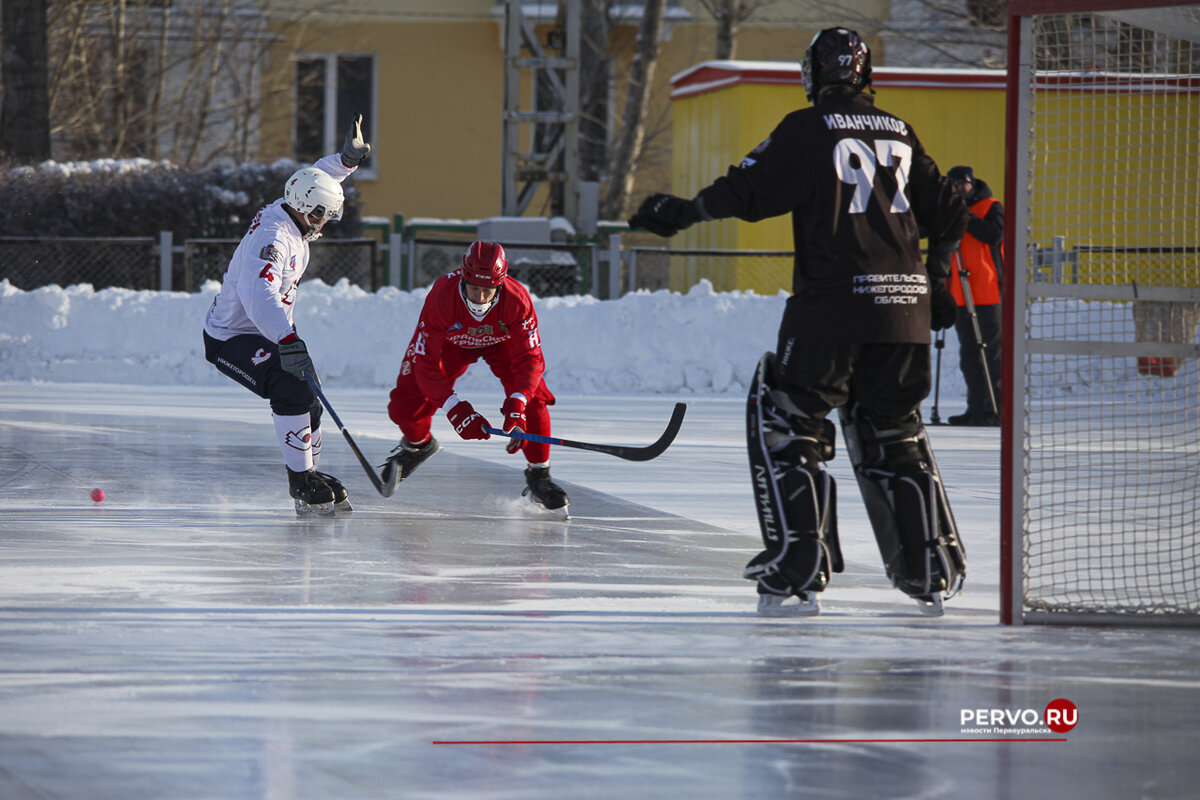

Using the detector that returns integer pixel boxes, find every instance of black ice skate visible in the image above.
[523,466,569,517]
[288,467,335,517]
[314,470,352,512]
[381,436,441,486]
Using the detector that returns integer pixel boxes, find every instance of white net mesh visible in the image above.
[1019,8,1200,620]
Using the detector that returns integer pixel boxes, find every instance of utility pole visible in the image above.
[502,0,597,232]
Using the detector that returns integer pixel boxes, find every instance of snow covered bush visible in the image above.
[0,158,363,239]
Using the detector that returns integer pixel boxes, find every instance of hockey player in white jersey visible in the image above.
[202,115,371,515]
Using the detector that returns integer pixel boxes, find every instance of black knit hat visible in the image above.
[947,165,974,183]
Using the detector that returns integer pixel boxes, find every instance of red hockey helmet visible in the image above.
[461,241,508,287]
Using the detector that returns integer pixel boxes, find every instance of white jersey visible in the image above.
[204,154,354,344]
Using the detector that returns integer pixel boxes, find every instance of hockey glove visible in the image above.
[278,336,319,383]
[340,114,371,168]
[628,193,703,238]
[501,394,528,453]
[929,278,958,331]
[446,400,491,440]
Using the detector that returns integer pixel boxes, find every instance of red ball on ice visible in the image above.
[91,488,105,502]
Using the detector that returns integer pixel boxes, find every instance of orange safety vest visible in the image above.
[949,196,1002,307]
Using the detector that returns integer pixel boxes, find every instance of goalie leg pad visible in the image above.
[743,468,840,594]
[839,404,966,599]
[745,353,843,597]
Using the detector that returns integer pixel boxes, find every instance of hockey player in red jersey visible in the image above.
[382,241,568,513]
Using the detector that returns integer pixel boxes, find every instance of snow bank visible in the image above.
[3,278,900,397]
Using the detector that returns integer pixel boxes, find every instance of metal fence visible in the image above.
[0,233,800,299]
[0,236,161,291]
[624,247,795,295]
[404,237,597,297]
[182,238,380,292]
[0,235,383,293]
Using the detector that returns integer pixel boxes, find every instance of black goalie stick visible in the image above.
[483,402,687,462]
[307,375,399,497]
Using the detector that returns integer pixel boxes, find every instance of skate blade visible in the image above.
[757,593,820,617]
[527,494,570,520]
[915,595,945,617]
[334,499,354,513]
[294,498,336,517]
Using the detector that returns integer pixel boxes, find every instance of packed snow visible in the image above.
[0,277,971,402]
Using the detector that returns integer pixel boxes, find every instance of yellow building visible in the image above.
[255,1,881,224]
[668,61,1007,293]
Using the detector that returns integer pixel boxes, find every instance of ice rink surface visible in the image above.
[2,382,1198,799]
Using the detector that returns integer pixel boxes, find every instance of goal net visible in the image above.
[1003,0,1200,624]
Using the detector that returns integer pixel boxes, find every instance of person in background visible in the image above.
[944,165,1004,427]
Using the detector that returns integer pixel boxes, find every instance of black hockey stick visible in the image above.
[930,327,946,424]
[954,251,999,416]
[483,402,687,462]
[306,375,399,497]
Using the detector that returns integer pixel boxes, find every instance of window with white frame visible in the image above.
[295,54,376,175]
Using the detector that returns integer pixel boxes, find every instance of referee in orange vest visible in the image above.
[946,166,1003,426]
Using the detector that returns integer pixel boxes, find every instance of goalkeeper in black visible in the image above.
[630,27,970,617]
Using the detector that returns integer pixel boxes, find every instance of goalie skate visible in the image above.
[757,592,821,617]
[743,352,842,611]
[914,594,945,617]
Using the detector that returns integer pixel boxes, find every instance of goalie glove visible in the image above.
[929,277,957,331]
[925,236,961,282]
[340,114,371,168]
[628,193,704,238]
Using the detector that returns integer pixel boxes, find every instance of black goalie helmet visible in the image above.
[801,27,872,103]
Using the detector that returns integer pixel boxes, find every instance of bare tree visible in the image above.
[578,0,612,183]
[28,0,291,166]
[696,0,773,59]
[601,0,667,220]
[1,0,52,161]
[881,0,1008,68]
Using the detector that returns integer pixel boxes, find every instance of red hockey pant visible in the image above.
[387,347,555,465]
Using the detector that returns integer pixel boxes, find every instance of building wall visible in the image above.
[254,1,889,225]
[260,17,505,221]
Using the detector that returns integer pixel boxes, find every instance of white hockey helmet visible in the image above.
[284,167,344,241]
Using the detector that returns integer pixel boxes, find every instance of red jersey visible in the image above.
[402,270,545,405]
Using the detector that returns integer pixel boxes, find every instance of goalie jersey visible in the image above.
[696,90,966,345]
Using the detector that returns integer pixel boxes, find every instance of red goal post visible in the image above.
[1001,0,1200,625]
